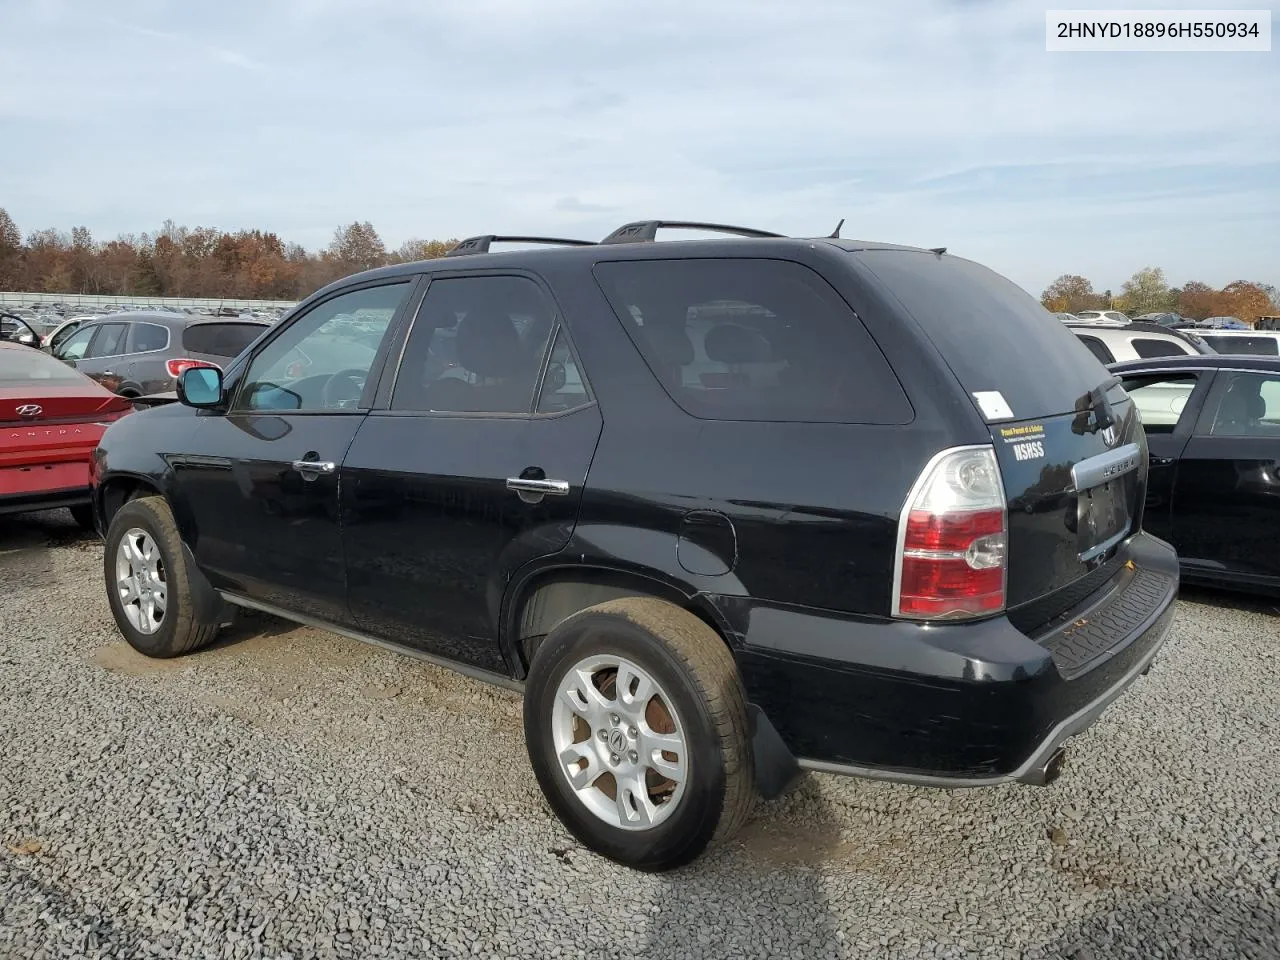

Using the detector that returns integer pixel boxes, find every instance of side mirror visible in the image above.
[16,332,36,346]
[178,366,224,408]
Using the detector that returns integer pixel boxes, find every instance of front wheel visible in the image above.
[103,495,221,658]
[523,597,755,870]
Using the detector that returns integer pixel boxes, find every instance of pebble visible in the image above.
[0,514,1277,959]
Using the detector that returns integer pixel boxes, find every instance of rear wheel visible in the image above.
[103,495,221,658]
[523,597,754,870]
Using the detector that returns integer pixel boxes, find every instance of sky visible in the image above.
[1,0,1277,297]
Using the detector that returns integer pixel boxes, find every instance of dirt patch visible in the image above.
[91,643,186,676]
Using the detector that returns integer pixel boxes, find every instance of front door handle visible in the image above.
[292,459,336,479]
[506,477,570,504]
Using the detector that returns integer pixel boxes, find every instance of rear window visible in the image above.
[183,322,265,358]
[593,258,912,423]
[0,346,87,384]
[1202,335,1278,356]
[1076,335,1115,364]
[1131,337,1186,359]
[855,251,1108,419]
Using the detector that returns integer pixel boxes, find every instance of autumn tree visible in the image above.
[393,238,458,263]
[1217,281,1273,325]
[1041,274,1103,313]
[1178,281,1218,320]
[327,221,387,274]
[0,208,21,287]
[1121,267,1173,316]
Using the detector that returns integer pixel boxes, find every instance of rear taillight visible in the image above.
[166,358,219,379]
[893,446,1007,620]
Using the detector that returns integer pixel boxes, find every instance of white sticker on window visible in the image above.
[972,390,1015,421]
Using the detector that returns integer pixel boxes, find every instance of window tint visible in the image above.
[391,276,554,414]
[1208,373,1280,437]
[184,322,265,358]
[1076,335,1114,364]
[1119,374,1197,434]
[131,322,169,352]
[56,326,95,360]
[855,251,1102,419]
[1131,337,1185,359]
[87,323,128,358]
[593,258,910,423]
[236,282,409,412]
[1201,335,1279,356]
[536,328,590,414]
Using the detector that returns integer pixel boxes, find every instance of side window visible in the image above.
[1130,337,1185,359]
[50,322,80,351]
[1076,335,1114,364]
[87,323,128,358]
[535,328,591,414]
[1120,374,1198,434]
[130,322,169,353]
[1207,373,1280,438]
[56,326,95,361]
[235,282,410,412]
[391,275,555,414]
[593,258,911,424]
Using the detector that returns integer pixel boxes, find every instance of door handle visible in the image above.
[291,459,336,478]
[506,477,570,504]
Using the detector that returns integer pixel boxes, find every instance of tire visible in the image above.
[103,495,221,658]
[69,503,96,531]
[523,597,755,870]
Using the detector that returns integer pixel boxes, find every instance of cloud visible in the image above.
[0,0,1276,294]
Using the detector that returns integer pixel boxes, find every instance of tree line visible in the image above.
[0,208,458,301]
[1041,268,1279,325]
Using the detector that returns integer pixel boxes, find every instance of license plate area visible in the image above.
[1077,478,1132,562]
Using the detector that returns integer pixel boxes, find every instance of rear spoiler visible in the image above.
[130,392,180,408]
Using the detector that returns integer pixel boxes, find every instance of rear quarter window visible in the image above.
[183,322,266,358]
[854,250,1108,419]
[593,258,912,424]
[1075,334,1115,364]
[1130,337,1186,359]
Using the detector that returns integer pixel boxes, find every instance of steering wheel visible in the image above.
[321,368,368,409]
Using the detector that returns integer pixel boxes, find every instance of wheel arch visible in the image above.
[97,472,163,530]
[503,562,739,678]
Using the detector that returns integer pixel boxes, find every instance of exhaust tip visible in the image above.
[1042,746,1067,786]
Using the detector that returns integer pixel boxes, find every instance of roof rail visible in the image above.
[599,220,786,245]
[445,235,597,257]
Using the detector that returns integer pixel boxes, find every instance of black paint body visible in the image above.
[1113,354,1280,596]
[92,237,1177,783]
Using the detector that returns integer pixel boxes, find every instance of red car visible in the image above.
[1,340,133,527]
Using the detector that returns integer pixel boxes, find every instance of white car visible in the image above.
[1074,309,1130,325]
[1067,322,1214,364]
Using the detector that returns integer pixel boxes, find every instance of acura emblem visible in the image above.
[15,404,42,419]
[1101,424,1118,447]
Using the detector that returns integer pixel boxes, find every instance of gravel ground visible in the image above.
[1,510,1277,960]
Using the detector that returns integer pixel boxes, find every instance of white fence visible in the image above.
[0,291,296,312]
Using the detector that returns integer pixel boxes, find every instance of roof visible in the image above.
[1109,354,1280,374]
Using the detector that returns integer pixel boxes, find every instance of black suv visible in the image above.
[91,221,1178,870]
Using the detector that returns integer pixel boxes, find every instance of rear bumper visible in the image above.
[731,531,1178,787]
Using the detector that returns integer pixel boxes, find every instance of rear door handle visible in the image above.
[506,477,570,503]
[292,459,336,478]
[1150,456,1175,466]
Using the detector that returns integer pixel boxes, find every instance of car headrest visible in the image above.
[456,311,525,378]
[704,323,773,364]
